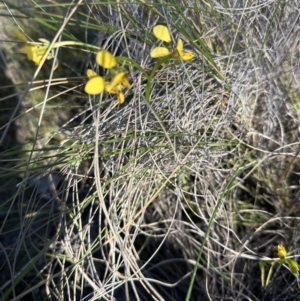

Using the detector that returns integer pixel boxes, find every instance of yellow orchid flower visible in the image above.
[85,50,130,103]
[174,38,194,61]
[277,245,299,276]
[107,85,125,104]
[84,69,130,103]
[16,29,58,68]
[105,72,131,104]
[20,44,45,66]
[96,50,117,69]
[84,69,105,95]
[150,25,194,61]
[105,72,131,91]
[278,244,287,259]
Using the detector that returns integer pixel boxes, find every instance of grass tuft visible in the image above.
[1,1,300,300]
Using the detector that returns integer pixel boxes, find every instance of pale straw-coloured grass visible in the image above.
[1,1,300,300]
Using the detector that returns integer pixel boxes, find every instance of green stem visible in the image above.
[31,40,101,52]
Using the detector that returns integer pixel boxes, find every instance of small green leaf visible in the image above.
[266,261,275,287]
[259,261,265,287]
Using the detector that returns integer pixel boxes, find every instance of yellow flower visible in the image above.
[96,51,117,69]
[16,29,45,65]
[105,72,131,91]
[84,69,105,95]
[174,38,195,61]
[105,72,131,104]
[16,28,57,68]
[110,86,125,104]
[85,50,130,103]
[278,244,287,259]
[84,69,130,103]
[20,44,45,66]
[150,25,194,61]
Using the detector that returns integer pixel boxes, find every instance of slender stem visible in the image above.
[28,40,101,52]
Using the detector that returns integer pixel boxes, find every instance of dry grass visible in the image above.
[1,0,300,300]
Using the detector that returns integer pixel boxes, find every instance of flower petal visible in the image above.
[175,39,194,61]
[278,244,287,259]
[21,44,38,60]
[32,55,44,65]
[120,74,131,89]
[180,51,194,61]
[96,51,117,69]
[106,72,128,92]
[84,76,105,94]
[104,83,125,104]
[86,69,98,78]
[117,92,125,104]
[153,25,172,43]
[105,83,113,93]
[176,38,184,52]
[150,47,171,58]
[21,44,47,65]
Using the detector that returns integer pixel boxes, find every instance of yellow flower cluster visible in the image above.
[84,51,131,104]
[150,25,194,61]
[18,24,195,104]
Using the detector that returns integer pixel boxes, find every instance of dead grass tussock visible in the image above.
[1,0,300,300]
